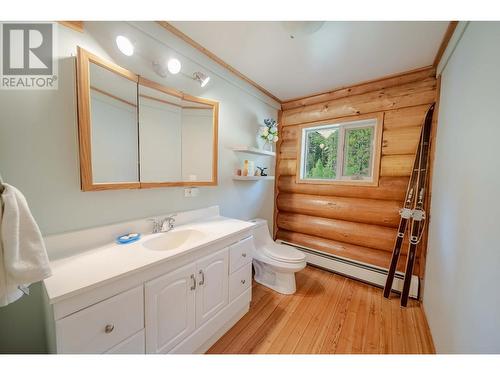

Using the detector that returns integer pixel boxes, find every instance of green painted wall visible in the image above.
[0,283,47,353]
[0,21,277,354]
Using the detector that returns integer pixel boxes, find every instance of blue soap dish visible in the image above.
[116,233,141,245]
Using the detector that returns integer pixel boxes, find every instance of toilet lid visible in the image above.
[262,243,306,263]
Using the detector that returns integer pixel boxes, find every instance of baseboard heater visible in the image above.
[278,240,419,299]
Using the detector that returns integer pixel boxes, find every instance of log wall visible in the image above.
[274,67,438,276]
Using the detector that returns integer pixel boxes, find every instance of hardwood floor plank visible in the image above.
[380,295,393,353]
[287,272,340,353]
[362,287,381,353]
[412,305,436,353]
[221,292,286,353]
[295,275,347,353]
[334,282,365,353]
[206,283,277,353]
[241,270,319,353]
[318,278,356,353]
[208,266,435,354]
[266,269,331,353]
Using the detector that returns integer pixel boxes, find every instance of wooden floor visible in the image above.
[208,265,435,354]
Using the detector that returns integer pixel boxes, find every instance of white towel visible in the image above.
[0,184,51,306]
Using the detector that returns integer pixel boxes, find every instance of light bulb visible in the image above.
[167,58,181,74]
[116,35,134,56]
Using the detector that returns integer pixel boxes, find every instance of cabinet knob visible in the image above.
[242,253,247,257]
[241,279,246,284]
[105,324,114,334]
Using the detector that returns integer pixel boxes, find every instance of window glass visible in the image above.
[343,127,374,179]
[304,127,338,179]
[300,118,377,183]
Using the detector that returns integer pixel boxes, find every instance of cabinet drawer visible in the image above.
[229,262,252,302]
[56,286,144,353]
[106,330,145,354]
[229,236,254,273]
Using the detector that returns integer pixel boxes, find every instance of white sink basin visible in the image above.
[142,229,206,251]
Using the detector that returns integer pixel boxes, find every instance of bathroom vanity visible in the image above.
[42,207,255,354]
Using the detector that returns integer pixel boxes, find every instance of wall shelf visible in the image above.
[231,146,275,157]
[232,175,275,181]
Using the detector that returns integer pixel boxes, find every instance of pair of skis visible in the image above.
[383,103,435,307]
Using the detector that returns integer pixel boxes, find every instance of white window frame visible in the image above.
[297,115,382,186]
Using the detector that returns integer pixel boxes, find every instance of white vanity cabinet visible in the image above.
[145,248,229,354]
[145,262,197,353]
[43,220,255,354]
[54,285,145,354]
[195,248,229,327]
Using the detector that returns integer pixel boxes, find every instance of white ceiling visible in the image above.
[169,21,449,101]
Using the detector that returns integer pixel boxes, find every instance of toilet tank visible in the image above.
[249,218,274,247]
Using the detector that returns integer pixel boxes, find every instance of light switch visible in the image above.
[184,187,200,197]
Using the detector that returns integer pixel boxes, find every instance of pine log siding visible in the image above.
[274,67,437,277]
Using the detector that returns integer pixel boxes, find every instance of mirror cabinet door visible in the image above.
[138,82,183,183]
[77,47,218,191]
[180,97,216,183]
[89,62,139,184]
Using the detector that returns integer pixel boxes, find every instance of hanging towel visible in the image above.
[0,184,51,307]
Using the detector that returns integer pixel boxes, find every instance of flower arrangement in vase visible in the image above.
[257,118,279,151]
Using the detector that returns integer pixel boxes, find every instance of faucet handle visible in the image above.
[147,218,161,233]
[167,215,176,229]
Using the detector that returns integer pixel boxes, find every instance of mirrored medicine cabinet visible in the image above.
[76,47,218,191]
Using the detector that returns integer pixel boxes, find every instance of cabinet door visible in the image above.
[196,248,229,327]
[145,262,196,354]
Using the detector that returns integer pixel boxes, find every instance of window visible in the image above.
[298,117,381,185]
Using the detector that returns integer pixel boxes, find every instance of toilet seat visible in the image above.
[261,243,306,264]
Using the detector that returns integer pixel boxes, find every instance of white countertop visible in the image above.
[43,216,255,304]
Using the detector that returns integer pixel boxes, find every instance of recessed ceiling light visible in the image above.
[193,71,210,87]
[116,35,134,56]
[167,58,181,74]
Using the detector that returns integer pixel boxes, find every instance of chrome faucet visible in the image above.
[149,215,176,233]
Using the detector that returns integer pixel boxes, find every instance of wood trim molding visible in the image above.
[282,66,436,110]
[91,86,137,108]
[139,76,183,99]
[58,21,84,33]
[156,21,281,104]
[76,47,141,191]
[418,80,441,284]
[294,112,384,187]
[84,47,139,82]
[273,110,283,240]
[433,21,459,67]
[139,93,182,108]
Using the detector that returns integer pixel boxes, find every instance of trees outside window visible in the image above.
[300,118,377,183]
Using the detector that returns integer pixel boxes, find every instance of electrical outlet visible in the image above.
[184,187,199,197]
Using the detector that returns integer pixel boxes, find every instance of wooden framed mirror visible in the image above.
[137,78,218,188]
[76,47,218,191]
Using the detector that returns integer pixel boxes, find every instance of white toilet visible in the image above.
[250,218,306,294]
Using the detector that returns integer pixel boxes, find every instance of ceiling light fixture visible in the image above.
[167,58,181,74]
[281,21,325,39]
[193,71,210,87]
[115,35,134,56]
